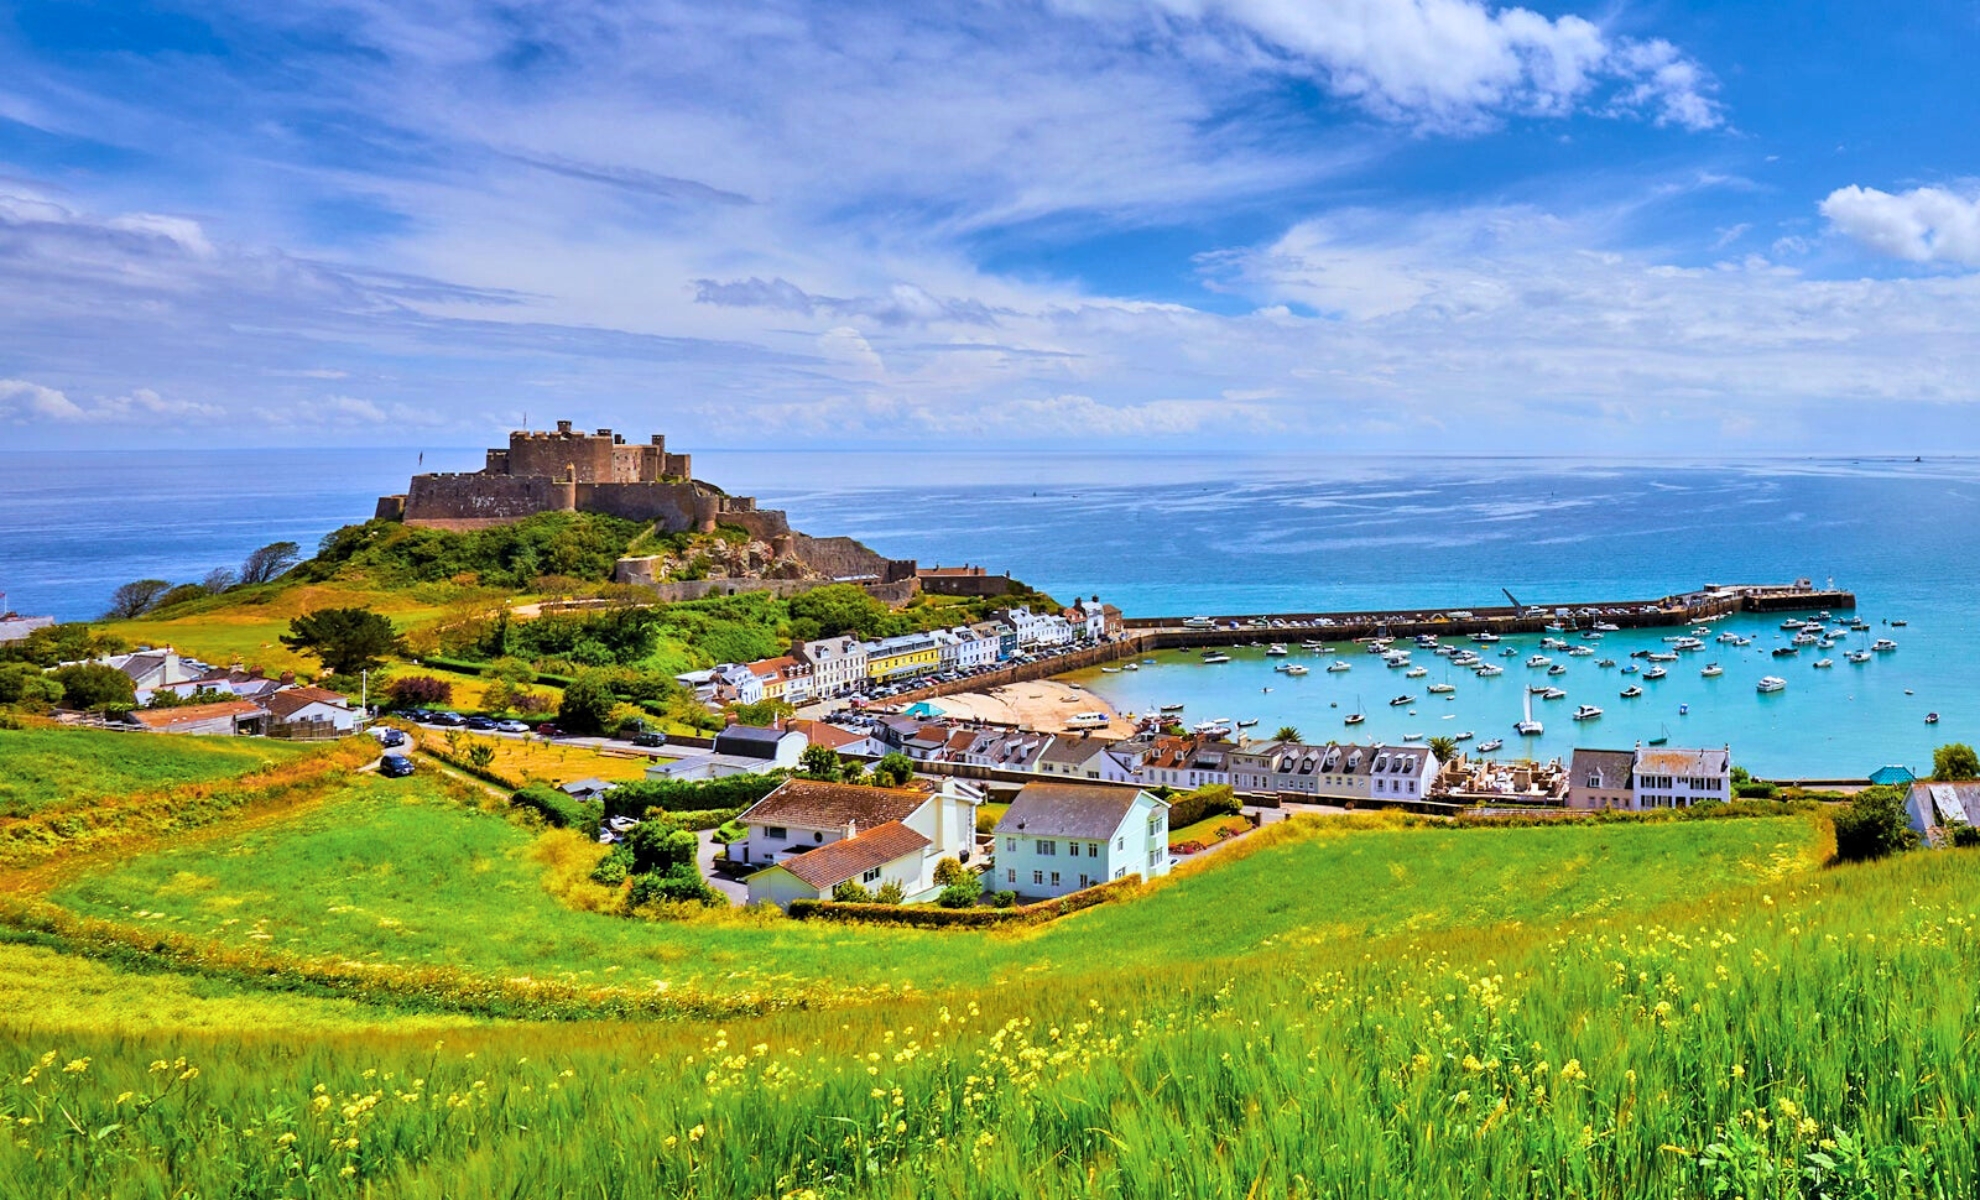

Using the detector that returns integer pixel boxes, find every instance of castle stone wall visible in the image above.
[405,473,573,528]
[506,431,621,483]
[569,482,702,528]
[791,535,916,583]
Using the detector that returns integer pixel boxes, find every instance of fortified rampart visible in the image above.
[381,420,769,533]
[789,535,917,584]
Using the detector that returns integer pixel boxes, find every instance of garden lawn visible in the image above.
[1167,812,1250,848]
[415,730,666,786]
[0,726,314,819]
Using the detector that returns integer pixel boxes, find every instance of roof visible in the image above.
[1908,781,1980,830]
[1037,736,1107,767]
[901,701,945,718]
[748,655,798,679]
[126,699,263,730]
[995,782,1155,840]
[763,821,932,889]
[786,719,866,750]
[713,724,798,758]
[1635,747,1730,776]
[260,686,351,720]
[741,778,928,830]
[1869,765,1917,786]
[560,777,615,795]
[1571,748,1637,791]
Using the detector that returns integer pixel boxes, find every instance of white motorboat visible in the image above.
[1813,658,1833,669]
[1515,691,1544,736]
[1568,645,1595,657]
[1717,631,1741,644]
[1101,666,1121,673]
[1478,737,1505,753]
[1476,663,1504,677]
[1621,663,1640,675]
[1700,663,1723,678]
[1526,654,1552,669]
[1406,666,1428,678]
[1547,663,1569,676]
[1454,730,1475,741]
[1473,632,1502,644]
[1201,652,1232,664]
[1643,666,1668,680]
[1427,682,1456,694]
[1327,660,1353,672]
[1846,650,1872,664]
[1541,687,1568,700]
[1756,676,1787,693]
[1402,731,1424,741]
[1620,685,1643,698]
[1160,703,1185,712]
[1236,718,1259,728]
[1597,658,1617,668]
[1648,651,1679,663]
[1389,694,1416,706]
[1593,622,1620,632]
[1872,639,1898,652]
[1282,664,1309,676]
[1266,644,1288,657]
[1124,662,1139,671]
[1572,704,1603,721]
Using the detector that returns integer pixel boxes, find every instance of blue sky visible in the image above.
[1,0,1978,453]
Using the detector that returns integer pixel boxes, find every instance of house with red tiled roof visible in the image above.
[124,699,267,737]
[737,777,981,908]
[258,685,359,734]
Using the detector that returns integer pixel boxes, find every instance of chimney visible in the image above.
[279,670,295,686]
[843,819,857,839]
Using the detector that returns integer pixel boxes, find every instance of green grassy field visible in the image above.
[15,773,1980,1199]
[0,725,314,819]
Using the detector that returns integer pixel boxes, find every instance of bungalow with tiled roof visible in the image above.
[736,777,981,908]
[259,685,359,735]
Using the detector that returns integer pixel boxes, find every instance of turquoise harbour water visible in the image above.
[1,450,1973,777]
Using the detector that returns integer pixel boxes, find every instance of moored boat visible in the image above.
[1620,685,1643,698]
[1572,704,1602,721]
[1757,675,1787,693]
[1478,738,1505,752]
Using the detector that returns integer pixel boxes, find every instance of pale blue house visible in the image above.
[992,781,1170,900]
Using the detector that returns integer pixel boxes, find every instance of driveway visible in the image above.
[699,829,748,904]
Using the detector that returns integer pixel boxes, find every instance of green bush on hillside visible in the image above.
[510,785,602,836]
[1831,785,1916,862]
[601,775,779,821]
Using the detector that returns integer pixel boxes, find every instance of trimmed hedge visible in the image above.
[1166,784,1241,830]
[789,875,1141,928]
[602,774,780,821]
[649,806,744,831]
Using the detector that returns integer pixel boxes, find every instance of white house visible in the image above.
[954,625,1000,668]
[1034,735,1118,781]
[709,662,764,706]
[737,777,981,907]
[1630,746,1733,809]
[1134,734,1233,790]
[646,724,808,783]
[992,781,1170,900]
[103,649,212,705]
[998,606,1053,648]
[1061,600,1108,641]
[258,685,360,734]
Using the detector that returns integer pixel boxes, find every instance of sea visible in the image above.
[2,448,1974,778]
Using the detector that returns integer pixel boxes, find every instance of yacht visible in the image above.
[1597,658,1617,668]
[1716,631,1741,644]
[1620,685,1644,698]
[1621,663,1640,675]
[1101,666,1121,674]
[1402,731,1424,742]
[1541,687,1568,700]
[1771,646,1799,658]
[1389,694,1416,706]
[1301,640,1328,650]
[1326,660,1353,673]
[1647,651,1679,663]
[1568,645,1595,657]
[1846,650,1872,664]
[1478,737,1505,753]
[1547,663,1569,676]
[1756,675,1787,693]
[1501,647,1519,657]
[1526,654,1552,669]
[1643,666,1668,680]
[1406,666,1428,678]
[1124,662,1139,671]
[1344,696,1366,726]
[1891,619,1908,627]
[1926,712,1940,725]
[1265,643,1288,657]
[1236,718,1259,728]
[1475,663,1504,677]
[1282,663,1309,676]
[1780,618,1807,630]
[1515,691,1544,737]
[1201,651,1232,664]
[1572,704,1603,721]
[1700,663,1724,678]
[1872,638,1898,652]
[1160,703,1186,712]
[1454,730,1475,741]
[1427,682,1456,694]
[1791,632,1820,647]
[1541,637,1570,651]
[1813,658,1833,669]
[1366,639,1393,654]
[1579,630,1604,641]
[1672,637,1705,652]
[1473,632,1502,644]
[1731,635,1754,647]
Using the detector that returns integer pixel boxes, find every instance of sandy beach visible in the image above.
[931,680,1122,734]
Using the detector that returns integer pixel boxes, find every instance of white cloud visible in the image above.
[1820,184,1980,267]
[0,379,87,423]
[0,379,222,424]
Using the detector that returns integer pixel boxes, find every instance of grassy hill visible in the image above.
[3,740,1975,1197]
[0,725,314,819]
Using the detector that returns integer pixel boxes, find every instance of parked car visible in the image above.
[430,712,466,727]
[632,731,665,748]
[465,716,497,731]
[379,754,416,778]
[374,728,407,748]
[534,723,561,736]
[495,719,531,734]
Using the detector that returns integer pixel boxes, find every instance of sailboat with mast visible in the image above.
[1344,694,1366,726]
[1515,688,1544,736]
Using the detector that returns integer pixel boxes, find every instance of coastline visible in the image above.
[924,681,1120,733]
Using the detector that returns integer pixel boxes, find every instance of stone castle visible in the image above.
[376,420,788,539]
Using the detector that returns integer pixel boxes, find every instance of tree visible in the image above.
[280,608,403,676]
[871,752,917,789]
[479,679,518,715]
[1931,743,1979,781]
[800,743,844,780]
[49,663,135,710]
[1832,786,1916,863]
[932,856,967,886]
[464,743,497,771]
[0,664,62,709]
[385,675,453,709]
[831,879,872,903]
[105,579,172,619]
[239,540,301,586]
[201,568,238,594]
[729,699,794,727]
[872,879,906,905]
[1427,736,1458,763]
[1273,725,1303,743]
[558,669,619,735]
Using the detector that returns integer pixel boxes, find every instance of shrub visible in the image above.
[0,664,62,710]
[937,872,983,909]
[932,856,967,887]
[600,775,778,821]
[1832,786,1916,863]
[831,879,872,903]
[1950,823,1980,849]
[1735,780,1780,800]
[590,845,633,885]
[992,890,1016,909]
[871,752,916,789]
[873,880,906,905]
[386,674,453,709]
[624,819,698,875]
[1931,743,1979,782]
[1167,784,1241,830]
[49,663,135,711]
[628,862,724,907]
[510,785,601,835]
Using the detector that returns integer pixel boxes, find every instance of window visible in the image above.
[1114,867,1126,880]
[1147,847,1161,868]
[1006,868,1016,883]
[1005,837,1016,852]
[1050,871,1061,887]
[862,866,883,883]
[1037,840,1056,856]
[1087,842,1099,858]
[1117,835,1125,850]
[1079,874,1091,888]
[815,831,825,843]
[1032,870,1044,885]
[764,826,787,840]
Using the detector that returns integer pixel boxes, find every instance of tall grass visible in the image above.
[0,724,314,819]
[3,843,1976,1197]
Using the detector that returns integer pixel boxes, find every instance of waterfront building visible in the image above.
[993,782,1170,900]
[864,633,942,681]
[1228,741,1437,804]
[796,636,868,698]
[1134,734,1233,790]
[1567,749,1637,810]
[1562,744,1733,811]
[1034,735,1117,780]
